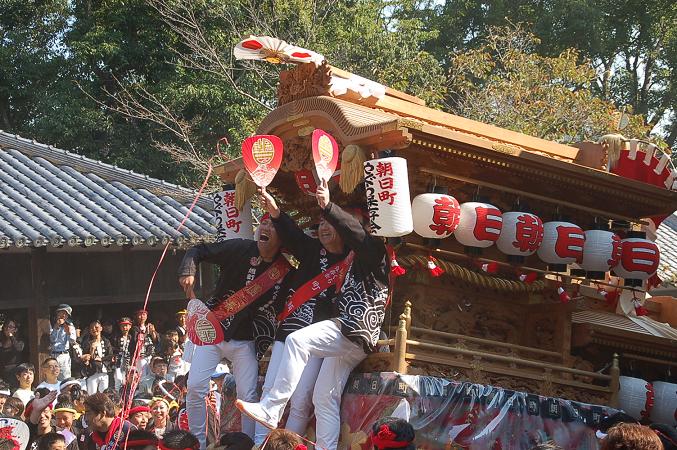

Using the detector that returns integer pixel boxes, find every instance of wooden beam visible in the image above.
[28,247,50,370]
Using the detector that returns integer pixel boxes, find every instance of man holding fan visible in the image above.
[238,177,390,450]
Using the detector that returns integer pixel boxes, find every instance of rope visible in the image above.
[398,254,546,293]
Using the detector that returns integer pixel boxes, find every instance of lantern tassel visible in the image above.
[518,271,538,284]
[235,169,257,210]
[427,255,444,277]
[599,134,625,171]
[339,144,366,194]
[647,273,662,290]
[557,286,571,304]
[633,299,649,316]
[475,261,498,274]
[390,249,407,277]
[598,288,619,306]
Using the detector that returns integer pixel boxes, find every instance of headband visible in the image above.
[53,407,80,417]
[126,438,158,448]
[0,389,10,395]
[151,397,170,408]
[119,320,132,325]
[127,406,151,416]
[60,380,80,391]
[158,442,197,450]
[370,425,411,449]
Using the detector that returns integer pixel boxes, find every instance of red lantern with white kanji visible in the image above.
[363,157,413,237]
[411,193,460,239]
[536,222,585,272]
[614,231,660,287]
[496,212,543,263]
[454,202,502,251]
[213,188,254,241]
[581,229,622,280]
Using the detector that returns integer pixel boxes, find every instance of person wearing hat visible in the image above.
[53,399,82,440]
[178,212,292,449]
[238,181,390,450]
[112,317,133,391]
[49,305,77,381]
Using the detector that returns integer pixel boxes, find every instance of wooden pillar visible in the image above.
[28,247,50,370]
[610,353,620,407]
[393,313,408,374]
[403,300,412,334]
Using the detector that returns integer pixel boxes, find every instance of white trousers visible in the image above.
[254,341,323,445]
[261,320,366,450]
[55,353,71,380]
[86,372,109,394]
[186,340,258,450]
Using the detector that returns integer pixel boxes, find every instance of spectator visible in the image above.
[3,395,24,418]
[79,321,113,394]
[82,393,134,450]
[126,401,151,430]
[149,397,177,439]
[137,357,170,396]
[13,363,35,406]
[25,390,60,450]
[161,334,186,382]
[0,319,25,381]
[261,430,303,450]
[160,430,199,450]
[112,318,133,391]
[49,305,77,381]
[100,321,114,342]
[174,311,187,348]
[0,380,10,410]
[36,433,65,450]
[123,429,158,450]
[131,310,158,377]
[53,399,81,436]
[212,432,254,450]
[600,423,663,450]
[36,358,61,392]
[370,417,415,450]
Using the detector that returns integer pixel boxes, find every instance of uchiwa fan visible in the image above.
[234,35,324,65]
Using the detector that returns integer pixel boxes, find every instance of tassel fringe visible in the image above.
[235,169,257,210]
[427,256,444,277]
[339,144,366,193]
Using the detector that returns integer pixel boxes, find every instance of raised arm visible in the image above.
[259,187,314,260]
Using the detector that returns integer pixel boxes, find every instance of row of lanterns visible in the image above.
[618,377,676,427]
[365,157,661,285]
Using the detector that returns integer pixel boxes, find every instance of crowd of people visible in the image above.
[0,183,675,450]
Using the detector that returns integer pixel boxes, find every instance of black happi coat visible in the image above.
[178,239,288,358]
[323,203,389,352]
[271,212,349,342]
[79,335,114,377]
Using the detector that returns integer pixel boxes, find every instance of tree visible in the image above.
[446,26,651,144]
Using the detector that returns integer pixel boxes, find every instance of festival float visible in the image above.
[213,36,677,449]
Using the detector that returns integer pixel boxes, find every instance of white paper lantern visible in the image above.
[411,193,460,239]
[454,202,502,249]
[650,381,677,426]
[496,212,544,260]
[363,157,413,237]
[213,189,254,241]
[581,230,622,279]
[537,222,585,271]
[618,376,654,421]
[614,234,660,286]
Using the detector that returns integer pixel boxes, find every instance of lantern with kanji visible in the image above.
[454,202,503,252]
[581,228,622,279]
[613,231,660,287]
[213,187,253,241]
[411,193,461,239]
[496,212,544,263]
[536,221,585,272]
[363,157,413,237]
[618,376,654,421]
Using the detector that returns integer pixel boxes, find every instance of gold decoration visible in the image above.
[339,144,366,193]
[339,423,368,450]
[234,169,257,210]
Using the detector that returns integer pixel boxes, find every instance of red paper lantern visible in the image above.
[614,232,660,287]
[454,202,502,251]
[411,193,461,238]
[581,229,622,279]
[536,221,585,272]
[496,212,543,263]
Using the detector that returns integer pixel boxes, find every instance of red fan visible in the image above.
[234,35,324,65]
[241,135,284,187]
[186,299,224,346]
[311,129,339,183]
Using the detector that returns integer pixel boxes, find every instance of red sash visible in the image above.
[277,252,354,322]
[187,257,291,346]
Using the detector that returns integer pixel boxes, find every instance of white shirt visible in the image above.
[12,388,34,406]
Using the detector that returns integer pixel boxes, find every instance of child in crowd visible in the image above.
[13,363,35,405]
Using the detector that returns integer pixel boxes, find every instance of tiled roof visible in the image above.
[656,213,677,285]
[0,131,215,249]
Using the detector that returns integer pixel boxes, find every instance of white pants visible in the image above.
[261,320,366,450]
[55,353,71,380]
[254,341,323,445]
[113,368,127,391]
[186,340,258,450]
[137,355,152,377]
[86,372,109,394]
